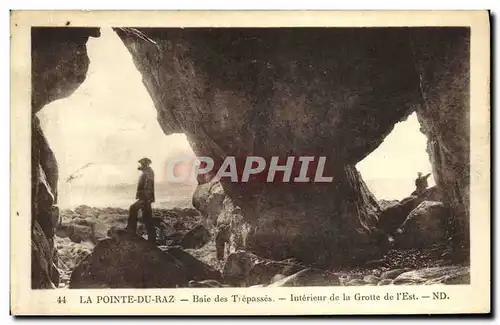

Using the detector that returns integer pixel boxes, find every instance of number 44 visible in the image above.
[57,296,67,304]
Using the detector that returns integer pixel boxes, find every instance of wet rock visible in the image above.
[363,275,380,285]
[395,201,448,249]
[377,279,392,286]
[392,265,470,285]
[268,268,340,287]
[222,250,305,286]
[70,230,200,288]
[380,268,411,280]
[180,224,211,249]
[188,280,224,288]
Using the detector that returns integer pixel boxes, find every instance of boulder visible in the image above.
[56,221,106,244]
[71,229,223,288]
[395,201,449,248]
[192,181,226,226]
[180,224,211,249]
[188,280,225,288]
[363,275,380,285]
[68,224,94,243]
[161,245,222,282]
[378,199,400,211]
[377,186,442,235]
[165,232,184,246]
[268,268,340,287]
[74,205,100,218]
[392,265,470,285]
[222,250,306,287]
[380,268,411,280]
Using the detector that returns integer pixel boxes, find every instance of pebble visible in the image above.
[380,268,410,280]
[346,279,366,286]
[377,279,392,286]
[363,275,380,284]
[271,274,286,283]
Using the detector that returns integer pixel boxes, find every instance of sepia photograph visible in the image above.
[11,10,490,315]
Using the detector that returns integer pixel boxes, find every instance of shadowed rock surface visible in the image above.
[411,28,471,257]
[70,231,187,288]
[395,201,449,249]
[69,229,221,288]
[180,224,211,249]
[160,245,222,282]
[223,250,306,287]
[31,27,100,289]
[377,186,442,235]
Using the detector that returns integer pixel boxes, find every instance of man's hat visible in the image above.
[138,157,152,165]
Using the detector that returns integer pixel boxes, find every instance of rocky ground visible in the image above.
[54,201,469,289]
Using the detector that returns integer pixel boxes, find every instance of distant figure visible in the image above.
[126,157,156,243]
[414,172,431,196]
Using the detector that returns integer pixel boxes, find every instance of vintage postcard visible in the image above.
[10,10,490,315]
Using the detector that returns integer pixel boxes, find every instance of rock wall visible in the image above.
[31,27,100,288]
[115,27,423,265]
[411,28,470,256]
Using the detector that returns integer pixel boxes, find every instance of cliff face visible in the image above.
[31,27,100,288]
[114,28,424,264]
[411,28,470,256]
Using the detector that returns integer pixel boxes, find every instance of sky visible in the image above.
[37,27,434,206]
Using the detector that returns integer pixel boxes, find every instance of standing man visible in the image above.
[414,172,431,196]
[126,157,156,243]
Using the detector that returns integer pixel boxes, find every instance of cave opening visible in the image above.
[356,111,435,202]
[36,27,198,210]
